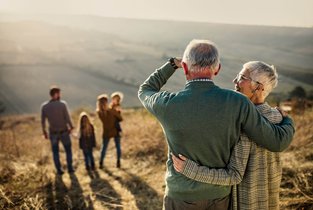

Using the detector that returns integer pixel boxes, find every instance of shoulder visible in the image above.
[59,100,68,105]
[257,103,283,123]
[217,88,251,104]
[97,110,105,118]
[57,100,69,109]
[41,101,49,107]
[41,101,51,110]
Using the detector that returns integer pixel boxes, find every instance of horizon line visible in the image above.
[0,11,312,29]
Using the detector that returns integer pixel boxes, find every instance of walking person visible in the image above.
[41,86,74,175]
[77,112,96,171]
[138,39,295,210]
[172,61,286,210]
[97,94,123,168]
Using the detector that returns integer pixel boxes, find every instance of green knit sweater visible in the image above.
[138,62,295,201]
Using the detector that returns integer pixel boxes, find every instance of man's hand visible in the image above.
[43,131,48,139]
[275,107,288,117]
[174,57,182,69]
[68,127,74,134]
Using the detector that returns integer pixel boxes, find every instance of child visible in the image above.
[77,112,96,171]
[110,92,124,137]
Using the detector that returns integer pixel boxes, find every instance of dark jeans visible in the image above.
[83,149,95,169]
[163,195,230,210]
[49,132,73,172]
[100,136,121,164]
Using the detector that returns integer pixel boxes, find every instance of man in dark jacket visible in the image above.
[41,86,74,175]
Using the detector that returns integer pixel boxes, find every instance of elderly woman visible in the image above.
[172,61,283,210]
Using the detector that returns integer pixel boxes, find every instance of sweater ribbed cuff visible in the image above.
[181,159,199,179]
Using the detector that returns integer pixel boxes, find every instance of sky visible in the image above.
[0,0,312,27]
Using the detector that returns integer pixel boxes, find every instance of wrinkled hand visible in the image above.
[174,57,182,69]
[171,153,187,173]
[275,107,288,117]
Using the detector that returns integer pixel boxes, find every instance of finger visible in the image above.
[173,164,180,172]
[172,156,178,165]
[173,164,179,172]
[174,161,183,171]
[172,154,179,162]
[173,159,182,172]
[173,158,181,168]
[178,154,187,161]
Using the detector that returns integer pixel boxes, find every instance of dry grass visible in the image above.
[280,109,313,210]
[0,108,312,209]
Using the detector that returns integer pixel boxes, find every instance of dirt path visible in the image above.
[41,147,164,210]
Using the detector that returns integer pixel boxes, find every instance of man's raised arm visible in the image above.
[138,62,177,116]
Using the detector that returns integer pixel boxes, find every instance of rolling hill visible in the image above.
[0,14,312,115]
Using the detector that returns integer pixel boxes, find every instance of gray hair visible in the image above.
[244,61,278,97]
[182,39,220,73]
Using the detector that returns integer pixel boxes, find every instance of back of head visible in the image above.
[244,61,278,98]
[182,39,220,73]
[96,94,108,113]
[79,111,90,123]
[78,111,93,137]
[49,85,61,99]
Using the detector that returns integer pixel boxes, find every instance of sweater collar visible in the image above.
[185,78,216,89]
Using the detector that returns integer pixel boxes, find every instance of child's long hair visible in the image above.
[96,94,108,114]
[77,112,93,138]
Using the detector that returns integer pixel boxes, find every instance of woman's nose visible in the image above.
[233,78,237,84]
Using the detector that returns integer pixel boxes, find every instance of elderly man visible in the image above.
[138,40,295,210]
[41,86,74,175]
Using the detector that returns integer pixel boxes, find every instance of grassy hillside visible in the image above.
[0,108,312,209]
[0,14,313,115]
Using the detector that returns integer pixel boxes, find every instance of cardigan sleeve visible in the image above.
[180,134,251,185]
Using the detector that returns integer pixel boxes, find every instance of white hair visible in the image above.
[182,39,220,73]
[244,61,278,98]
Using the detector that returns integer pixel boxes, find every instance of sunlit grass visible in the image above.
[0,108,312,209]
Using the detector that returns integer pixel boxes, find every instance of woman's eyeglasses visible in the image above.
[235,74,262,85]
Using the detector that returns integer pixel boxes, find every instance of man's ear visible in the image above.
[182,62,189,75]
[214,63,221,76]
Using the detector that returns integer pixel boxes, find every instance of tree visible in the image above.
[289,86,306,99]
